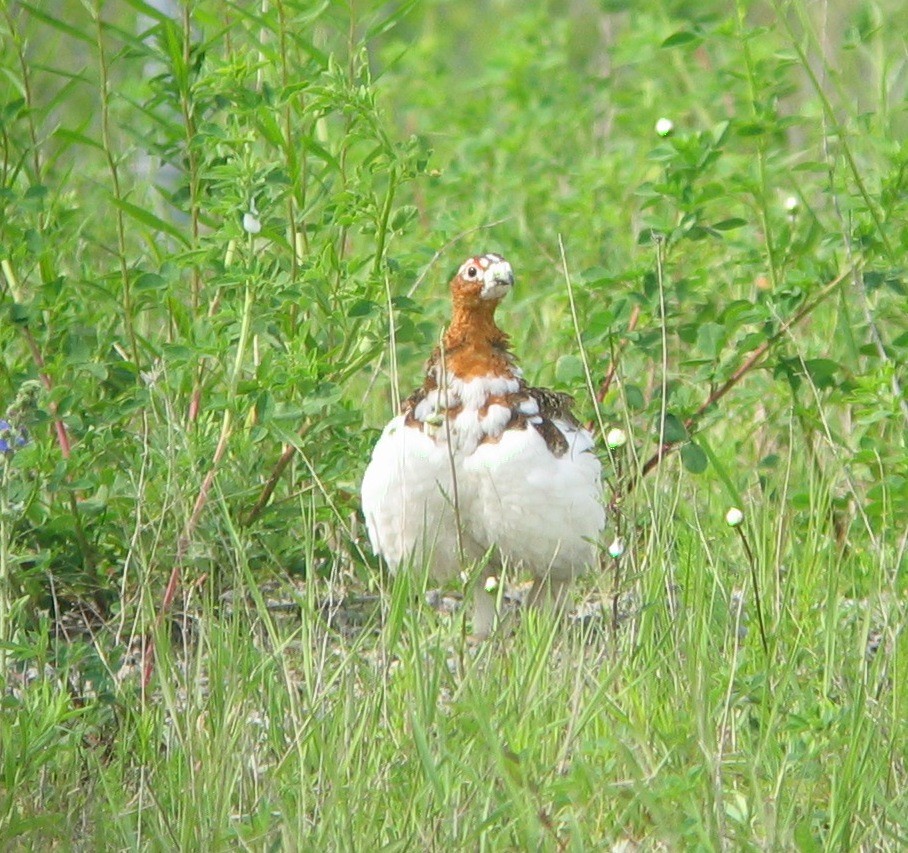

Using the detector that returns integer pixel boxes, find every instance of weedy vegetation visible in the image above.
[1,0,906,848]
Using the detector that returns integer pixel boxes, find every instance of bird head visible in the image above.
[450,253,514,304]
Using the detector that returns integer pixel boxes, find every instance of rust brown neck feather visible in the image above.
[443,293,512,378]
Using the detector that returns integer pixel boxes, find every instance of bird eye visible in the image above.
[466,266,478,279]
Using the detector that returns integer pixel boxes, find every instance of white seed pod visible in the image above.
[725,507,744,527]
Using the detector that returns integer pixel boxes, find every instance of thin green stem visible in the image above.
[2,7,42,195]
[655,236,669,488]
[558,235,607,446]
[336,167,399,367]
[737,525,769,656]
[734,0,781,290]
[92,0,140,368]
[180,3,202,313]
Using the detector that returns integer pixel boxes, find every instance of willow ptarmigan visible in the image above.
[361,252,605,637]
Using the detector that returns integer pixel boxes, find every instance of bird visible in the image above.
[361,252,605,637]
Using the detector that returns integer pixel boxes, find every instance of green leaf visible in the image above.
[624,385,646,411]
[52,128,105,152]
[8,302,31,325]
[697,322,725,358]
[712,218,748,231]
[78,362,108,381]
[680,442,708,474]
[555,354,584,384]
[391,205,418,231]
[661,30,701,48]
[134,272,166,292]
[162,344,194,363]
[18,2,94,44]
[255,112,285,147]
[2,97,25,120]
[637,227,666,245]
[24,184,48,201]
[802,358,840,389]
[712,120,731,146]
[108,196,190,247]
[698,436,743,504]
[793,819,822,853]
[300,136,340,171]
[684,225,711,241]
[659,413,688,443]
[367,0,419,39]
[736,121,769,137]
[348,299,378,318]
[391,295,420,312]
[120,0,178,23]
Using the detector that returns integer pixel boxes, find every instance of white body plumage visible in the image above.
[361,253,605,636]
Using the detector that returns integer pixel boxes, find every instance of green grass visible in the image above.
[1,0,907,848]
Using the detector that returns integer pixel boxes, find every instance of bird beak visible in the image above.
[481,259,514,300]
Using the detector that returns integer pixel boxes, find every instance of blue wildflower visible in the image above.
[0,418,28,455]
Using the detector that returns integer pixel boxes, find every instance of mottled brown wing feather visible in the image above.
[526,386,579,424]
[401,348,441,419]
[522,386,580,457]
[532,418,569,457]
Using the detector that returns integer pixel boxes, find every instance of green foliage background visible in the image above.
[0,0,906,848]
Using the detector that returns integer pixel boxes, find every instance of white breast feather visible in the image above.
[454,376,516,410]
[481,403,512,435]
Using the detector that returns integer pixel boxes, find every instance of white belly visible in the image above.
[360,415,482,581]
[463,421,604,579]
[361,413,604,582]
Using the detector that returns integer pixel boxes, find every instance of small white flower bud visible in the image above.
[783,195,799,214]
[607,538,625,559]
[484,576,499,593]
[243,212,262,234]
[725,507,744,527]
[655,117,674,137]
[606,428,627,449]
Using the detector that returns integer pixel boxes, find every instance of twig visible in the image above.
[2,261,93,568]
[595,304,640,407]
[244,439,300,526]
